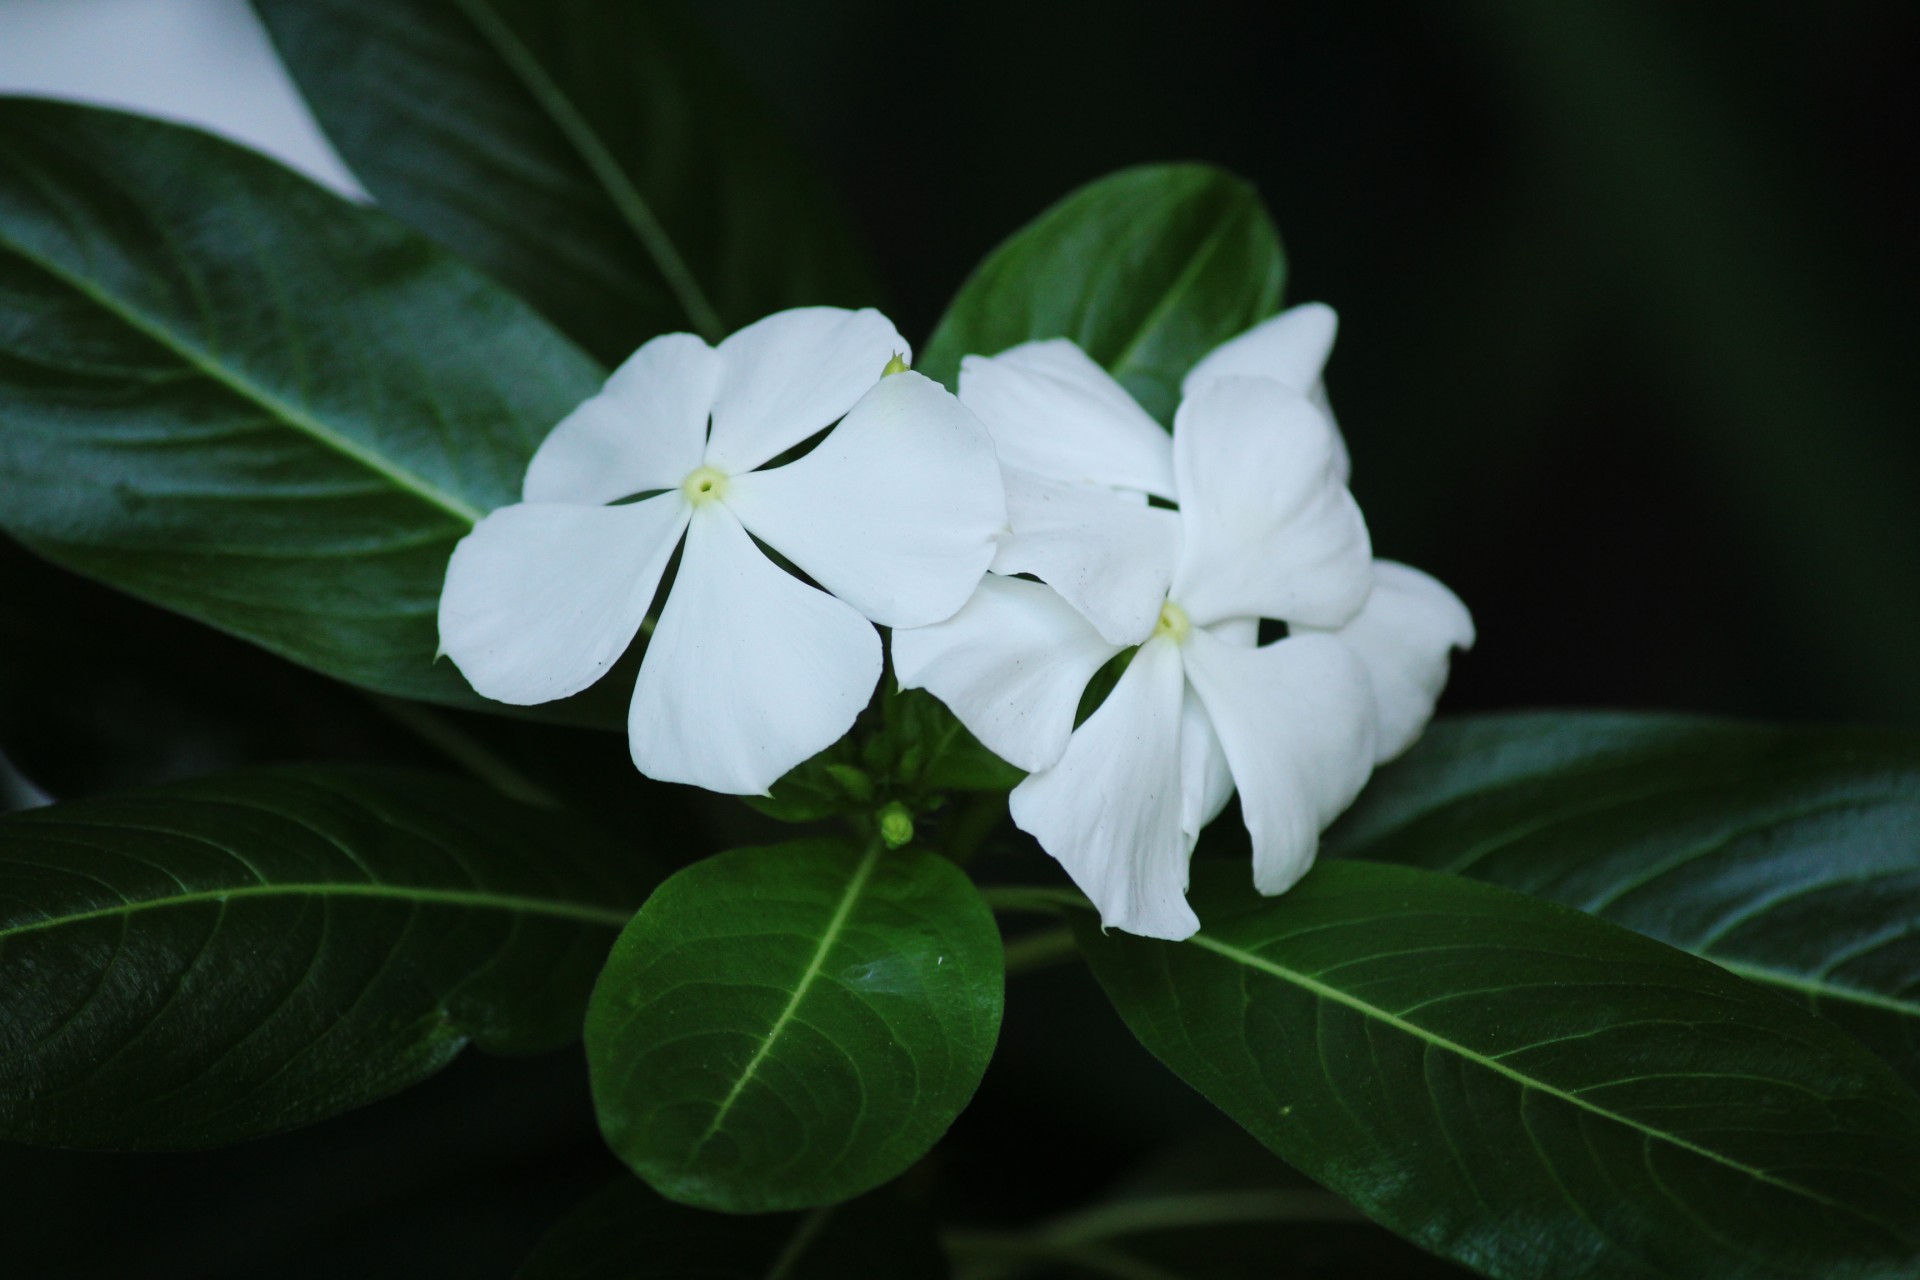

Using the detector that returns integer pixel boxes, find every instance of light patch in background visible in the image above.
[0,750,51,811]
[0,0,366,198]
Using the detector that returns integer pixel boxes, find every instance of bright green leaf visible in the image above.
[1336,712,1920,1089]
[0,99,603,708]
[517,1178,948,1279]
[0,767,649,1149]
[254,0,881,363]
[586,838,1003,1212]
[1074,859,1920,1280]
[919,164,1285,421]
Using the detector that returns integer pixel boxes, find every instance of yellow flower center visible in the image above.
[681,465,729,505]
[1153,600,1192,645]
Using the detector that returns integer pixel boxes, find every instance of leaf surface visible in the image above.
[587,838,1002,1212]
[1076,859,1920,1280]
[0,767,649,1148]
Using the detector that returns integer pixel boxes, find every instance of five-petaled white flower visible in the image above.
[438,307,1006,795]
[892,305,1474,940]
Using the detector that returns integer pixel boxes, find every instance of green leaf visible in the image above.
[1073,859,1920,1280]
[586,838,1003,1213]
[1335,713,1920,1089]
[919,164,1285,421]
[0,99,603,707]
[254,0,881,363]
[0,766,648,1149]
[517,1178,949,1279]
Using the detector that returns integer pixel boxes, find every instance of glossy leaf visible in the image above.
[1336,713,1920,1088]
[0,99,602,707]
[586,838,1003,1213]
[1075,858,1920,1280]
[255,0,881,363]
[0,766,648,1149]
[518,1178,948,1279]
[919,164,1285,421]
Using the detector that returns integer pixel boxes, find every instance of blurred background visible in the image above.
[0,1,1914,1276]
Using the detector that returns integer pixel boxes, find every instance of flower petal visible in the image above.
[1178,688,1234,845]
[523,332,719,505]
[892,575,1121,774]
[1182,303,1348,483]
[724,371,1004,629]
[991,466,1180,645]
[1182,629,1378,897]
[438,494,689,705]
[1303,560,1475,763]
[959,339,1175,497]
[1169,376,1371,629]
[705,307,907,474]
[628,503,880,795]
[1009,636,1197,940]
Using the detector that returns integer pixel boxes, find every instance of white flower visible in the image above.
[438,307,1006,796]
[892,306,1473,940]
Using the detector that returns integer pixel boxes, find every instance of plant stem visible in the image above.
[1001,926,1080,976]
[944,1232,1191,1280]
[369,696,561,809]
[977,884,1088,916]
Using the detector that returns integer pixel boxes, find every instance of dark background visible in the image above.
[2,2,1916,1276]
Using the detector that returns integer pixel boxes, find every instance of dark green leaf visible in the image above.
[1336,713,1920,1089]
[919,164,1285,421]
[254,0,881,363]
[518,1178,948,1279]
[0,99,602,707]
[586,838,1003,1212]
[0,766,648,1149]
[1074,859,1920,1280]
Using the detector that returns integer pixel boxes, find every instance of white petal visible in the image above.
[438,494,688,705]
[1182,303,1338,400]
[0,0,366,199]
[628,503,880,795]
[1182,629,1378,897]
[523,333,720,505]
[1184,304,1349,486]
[959,339,1175,497]
[1170,376,1371,629]
[990,467,1179,645]
[1178,689,1234,844]
[1303,560,1475,763]
[892,575,1122,774]
[724,372,1004,629]
[1009,637,1197,940]
[705,307,907,473]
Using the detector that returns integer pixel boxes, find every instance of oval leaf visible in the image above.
[919,164,1285,420]
[1074,859,1920,1280]
[586,838,1003,1213]
[0,99,602,706]
[518,1179,948,1280]
[1335,713,1920,1088]
[0,767,648,1149]
[254,0,881,363]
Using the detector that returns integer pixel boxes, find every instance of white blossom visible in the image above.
[439,307,1006,796]
[893,306,1473,939]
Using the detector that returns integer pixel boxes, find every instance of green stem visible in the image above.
[1001,926,1080,976]
[1042,1189,1364,1243]
[945,1232,1190,1280]
[764,1205,834,1280]
[370,696,562,809]
[978,884,1089,916]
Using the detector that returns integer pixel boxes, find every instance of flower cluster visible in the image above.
[439,305,1471,938]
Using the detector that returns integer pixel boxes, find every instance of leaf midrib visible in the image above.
[1105,189,1247,383]
[0,880,632,940]
[1187,931,1892,1228]
[687,840,883,1156]
[451,0,725,342]
[0,231,484,526]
